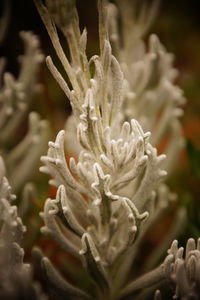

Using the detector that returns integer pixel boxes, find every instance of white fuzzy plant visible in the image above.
[107,0,185,175]
[0,156,46,299]
[33,0,199,299]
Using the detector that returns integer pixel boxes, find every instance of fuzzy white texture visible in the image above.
[0,156,47,299]
[0,155,26,272]
[107,0,185,175]
[158,238,200,299]
[34,0,191,299]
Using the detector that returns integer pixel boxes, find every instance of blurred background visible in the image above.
[0,0,200,291]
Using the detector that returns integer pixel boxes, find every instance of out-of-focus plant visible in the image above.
[107,0,185,175]
[0,156,46,299]
[0,2,50,260]
[0,30,50,193]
